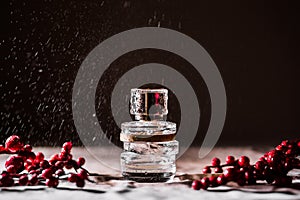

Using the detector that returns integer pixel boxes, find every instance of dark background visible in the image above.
[0,0,299,147]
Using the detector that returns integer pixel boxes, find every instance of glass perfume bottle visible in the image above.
[120,88,178,182]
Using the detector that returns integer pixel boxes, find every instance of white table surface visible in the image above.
[1,147,299,200]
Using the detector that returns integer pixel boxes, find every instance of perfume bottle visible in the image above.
[120,88,179,182]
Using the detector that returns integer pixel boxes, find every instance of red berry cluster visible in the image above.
[192,139,300,190]
[0,135,89,188]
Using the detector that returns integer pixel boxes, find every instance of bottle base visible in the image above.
[122,172,175,182]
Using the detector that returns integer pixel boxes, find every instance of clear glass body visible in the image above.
[120,88,178,182]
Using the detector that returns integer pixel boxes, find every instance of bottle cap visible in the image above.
[130,88,168,121]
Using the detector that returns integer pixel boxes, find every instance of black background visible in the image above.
[0,0,299,147]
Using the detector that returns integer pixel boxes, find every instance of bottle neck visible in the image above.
[134,114,167,121]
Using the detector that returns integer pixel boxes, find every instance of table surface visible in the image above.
[1,146,299,200]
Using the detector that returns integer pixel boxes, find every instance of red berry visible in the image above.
[42,168,53,179]
[27,152,36,161]
[284,159,293,171]
[5,156,24,172]
[5,135,23,152]
[285,149,294,156]
[266,150,278,158]
[237,177,246,186]
[59,151,72,161]
[200,177,210,189]
[281,140,289,147]
[209,176,218,187]
[224,168,236,181]
[211,157,221,167]
[0,145,6,152]
[35,169,42,174]
[65,160,78,169]
[7,165,17,173]
[263,168,274,184]
[77,169,88,180]
[244,171,253,181]
[29,174,38,185]
[55,161,64,169]
[23,144,32,152]
[18,175,28,186]
[46,177,59,188]
[239,167,247,173]
[59,151,68,161]
[275,145,284,151]
[216,175,227,185]
[268,156,282,169]
[236,170,246,183]
[238,156,250,167]
[253,169,263,180]
[76,178,85,187]
[214,166,223,173]
[40,160,50,169]
[29,169,37,175]
[62,142,72,153]
[1,171,9,177]
[55,169,65,176]
[67,154,73,160]
[226,156,235,165]
[202,166,211,174]
[255,161,265,171]
[26,165,34,172]
[259,157,266,162]
[49,154,60,164]
[35,152,44,162]
[191,180,201,190]
[0,174,14,187]
[64,160,73,169]
[247,174,256,185]
[68,173,78,183]
[77,157,85,166]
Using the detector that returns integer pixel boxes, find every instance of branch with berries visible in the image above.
[1,135,299,190]
[0,135,91,188]
[191,139,300,190]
